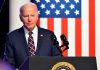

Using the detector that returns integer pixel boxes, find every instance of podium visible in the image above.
[19,56,97,70]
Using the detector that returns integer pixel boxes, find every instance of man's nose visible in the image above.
[28,16,32,22]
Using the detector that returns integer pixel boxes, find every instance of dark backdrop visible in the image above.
[0,0,9,58]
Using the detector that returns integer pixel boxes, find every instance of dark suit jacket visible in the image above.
[4,26,60,68]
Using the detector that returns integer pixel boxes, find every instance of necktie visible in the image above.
[28,32,35,56]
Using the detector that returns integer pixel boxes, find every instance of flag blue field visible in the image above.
[31,0,81,18]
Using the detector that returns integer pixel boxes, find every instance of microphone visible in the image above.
[60,34,69,51]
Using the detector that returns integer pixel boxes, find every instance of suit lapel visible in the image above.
[18,27,29,56]
[35,27,44,55]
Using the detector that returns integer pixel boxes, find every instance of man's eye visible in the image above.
[23,15,28,17]
[31,15,35,17]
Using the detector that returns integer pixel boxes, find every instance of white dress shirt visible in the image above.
[23,26,38,51]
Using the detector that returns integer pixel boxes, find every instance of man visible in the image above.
[4,2,60,68]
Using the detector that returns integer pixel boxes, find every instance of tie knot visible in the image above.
[29,32,33,36]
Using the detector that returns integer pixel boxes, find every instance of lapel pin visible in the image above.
[40,34,43,37]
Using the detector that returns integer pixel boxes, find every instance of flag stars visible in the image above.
[55,0,60,3]
[40,4,45,9]
[60,4,65,9]
[55,10,60,15]
[74,0,79,3]
[45,0,50,3]
[69,4,75,9]
[65,10,70,15]
[74,10,79,15]
[65,0,70,3]
[35,0,40,3]
[50,4,55,9]
[45,10,50,15]
[35,0,81,17]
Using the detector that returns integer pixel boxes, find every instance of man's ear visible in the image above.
[19,14,23,22]
[36,15,39,21]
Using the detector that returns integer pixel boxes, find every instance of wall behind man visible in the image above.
[0,0,9,58]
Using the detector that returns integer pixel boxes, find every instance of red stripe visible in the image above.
[61,18,68,57]
[47,18,54,32]
[89,0,95,56]
[75,18,82,56]
[37,18,40,26]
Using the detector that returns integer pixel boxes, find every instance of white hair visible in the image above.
[20,2,38,16]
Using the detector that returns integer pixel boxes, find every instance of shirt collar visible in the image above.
[23,25,38,35]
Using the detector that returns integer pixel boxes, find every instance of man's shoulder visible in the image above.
[7,27,23,36]
[38,27,54,34]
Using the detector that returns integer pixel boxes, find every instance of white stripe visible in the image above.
[68,18,75,56]
[81,0,89,56]
[96,0,100,69]
[54,18,62,46]
[40,18,47,29]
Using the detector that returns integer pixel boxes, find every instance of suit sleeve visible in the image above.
[50,33,61,56]
[3,35,16,67]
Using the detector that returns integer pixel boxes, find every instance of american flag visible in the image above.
[31,0,95,57]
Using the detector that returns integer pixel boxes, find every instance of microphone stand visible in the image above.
[60,41,69,52]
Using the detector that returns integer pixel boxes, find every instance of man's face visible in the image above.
[20,5,38,31]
